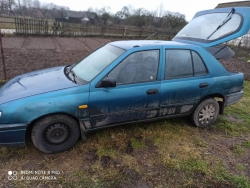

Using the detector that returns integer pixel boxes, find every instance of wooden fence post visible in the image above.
[123,27,126,37]
[0,30,6,80]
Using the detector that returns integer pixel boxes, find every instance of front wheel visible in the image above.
[31,114,80,153]
[192,98,219,128]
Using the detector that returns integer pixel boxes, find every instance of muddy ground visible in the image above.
[0,36,249,80]
[0,37,120,80]
[220,58,250,80]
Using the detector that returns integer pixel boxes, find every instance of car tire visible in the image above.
[31,114,80,153]
[192,98,219,128]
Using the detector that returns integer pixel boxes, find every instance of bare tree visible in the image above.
[116,6,130,19]
[22,0,33,16]
[114,6,130,24]
[32,0,40,8]
[162,11,187,31]
[39,3,49,18]
[0,0,6,14]
[98,6,111,25]
[128,8,153,28]
[29,0,50,19]
[5,0,17,16]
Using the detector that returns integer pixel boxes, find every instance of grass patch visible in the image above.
[216,165,250,188]
[60,169,125,188]
[236,164,245,171]
[193,138,207,147]
[130,137,146,149]
[212,82,250,136]
[0,79,250,187]
[243,81,250,97]
[226,82,250,116]
[96,148,119,158]
[166,158,209,174]
[231,145,245,156]
[214,116,249,136]
[242,141,250,148]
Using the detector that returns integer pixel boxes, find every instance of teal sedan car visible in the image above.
[0,7,249,153]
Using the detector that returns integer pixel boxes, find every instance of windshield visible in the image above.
[72,44,125,82]
[175,13,242,42]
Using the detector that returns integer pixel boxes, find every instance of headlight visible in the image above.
[0,111,2,117]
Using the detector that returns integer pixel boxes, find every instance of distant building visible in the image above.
[56,11,100,25]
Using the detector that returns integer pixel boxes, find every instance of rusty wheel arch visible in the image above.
[193,93,225,115]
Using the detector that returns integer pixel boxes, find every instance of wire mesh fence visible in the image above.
[1,15,250,81]
[227,32,250,64]
[0,35,124,80]
[0,15,177,80]
[228,32,250,48]
[1,33,250,80]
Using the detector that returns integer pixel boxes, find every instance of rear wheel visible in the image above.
[31,114,80,153]
[192,98,219,128]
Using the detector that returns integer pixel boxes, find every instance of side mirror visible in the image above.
[101,77,116,87]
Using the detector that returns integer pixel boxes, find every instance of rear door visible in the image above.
[160,48,214,117]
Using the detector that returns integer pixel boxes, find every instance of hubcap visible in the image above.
[198,104,215,124]
[45,123,70,144]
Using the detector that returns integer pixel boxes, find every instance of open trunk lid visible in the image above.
[172,7,250,48]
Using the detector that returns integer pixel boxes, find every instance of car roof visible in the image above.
[109,40,194,50]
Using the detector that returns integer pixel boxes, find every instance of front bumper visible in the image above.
[225,91,244,107]
[0,123,29,147]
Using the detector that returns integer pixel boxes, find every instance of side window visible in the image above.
[165,50,193,79]
[108,50,159,84]
[192,51,208,76]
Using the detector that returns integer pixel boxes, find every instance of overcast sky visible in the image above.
[42,0,245,21]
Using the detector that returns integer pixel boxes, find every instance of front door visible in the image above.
[89,49,161,127]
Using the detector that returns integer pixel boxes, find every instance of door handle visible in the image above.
[199,82,209,88]
[146,89,158,95]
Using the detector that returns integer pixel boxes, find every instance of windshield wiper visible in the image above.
[207,7,235,40]
[65,65,77,83]
[65,65,71,75]
[70,69,77,83]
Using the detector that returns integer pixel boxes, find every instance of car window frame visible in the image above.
[105,49,161,86]
[164,49,209,80]
[191,50,209,76]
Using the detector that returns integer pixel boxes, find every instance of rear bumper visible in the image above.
[225,91,244,106]
[0,123,29,147]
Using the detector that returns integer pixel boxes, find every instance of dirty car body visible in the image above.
[0,7,249,153]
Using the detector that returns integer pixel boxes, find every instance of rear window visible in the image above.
[175,13,242,42]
